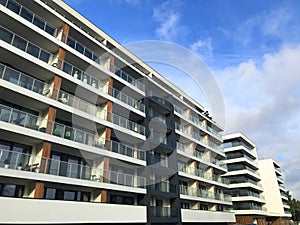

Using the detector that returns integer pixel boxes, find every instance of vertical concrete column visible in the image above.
[35,24,70,198]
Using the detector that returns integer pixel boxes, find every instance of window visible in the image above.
[20,7,33,22]
[0,183,24,197]
[3,67,19,84]
[84,48,92,59]
[0,27,13,43]
[0,64,4,78]
[7,0,20,14]
[75,42,84,54]
[39,50,50,63]
[26,43,39,58]
[44,187,90,202]
[0,0,6,6]
[33,16,45,29]
[67,36,75,48]
[12,35,27,51]
[45,24,55,36]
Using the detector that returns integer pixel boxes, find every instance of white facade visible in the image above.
[258,158,292,218]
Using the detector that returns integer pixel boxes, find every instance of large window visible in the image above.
[0,183,24,197]
[44,188,90,202]
[109,194,134,205]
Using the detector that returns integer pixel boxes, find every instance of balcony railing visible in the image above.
[59,60,145,113]
[232,192,265,200]
[180,185,232,202]
[149,155,168,167]
[175,122,223,152]
[0,149,146,188]
[64,35,145,92]
[0,104,146,161]
[0,0,57,36]
[174,105,222,140]
[150,180,176,193]
[149,206,177,218]
[178,166,229,185]
[0,26,51,63]
[232,205,263,211]
[224,141,253,152]
[176,142,227,169]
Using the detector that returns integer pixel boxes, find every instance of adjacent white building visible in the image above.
[258,158,292,224]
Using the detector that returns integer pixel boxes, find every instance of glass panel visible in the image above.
[64,191,75,200]
[33,16,45,29]
[0,27,13,43]
[26,42,39,58]
[84,48,92,59]
[1,184,16,197]
[12,35,27,51]
[7,0,20,14]
[45,188,56,199]
[67,36,75,48]
[32,80,43,94]
[19,74,33,90]
[3,67,19,84]
[75,42,84,54]
[39,50,50,63]
[62,62,72,75]
[20,7,33,22]
[0,105,11,122]
[0,0,6,6]
[45,24,55,36]
[53,123,64,137]
[0,64,4,78]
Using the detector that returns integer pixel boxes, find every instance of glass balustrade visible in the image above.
[59,60,145,113]
[0,104,146,161]
[0,149,146,188]
[180,185,232,202]
[0,0,57,36]
[150,180,176,193]
[113,65,145,92]
[149,206,177,218]
[149,155,168,167]
[0,26,51,63]
[175,122,223,152]
[174,105,222,139]
[64,35,145,92]
[0,63,146,136]
[179,166,229,185]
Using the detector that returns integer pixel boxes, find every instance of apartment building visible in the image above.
[223,133,267,225]
[0,0,234,224]
[258,158,292,225]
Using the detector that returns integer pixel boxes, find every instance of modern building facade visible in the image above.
[0,0,234,224]
[223,133,267,225]
[258,158,292,225]
[223,133,292,225]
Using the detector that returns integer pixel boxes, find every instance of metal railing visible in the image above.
[0,0,57,36]
[174,104,222,140]
[0,104,146,160]
[180,185,232,202]
[0,26,51,63]
[0,148,146,188]
[176,142,227,169]
[178,166,229,185]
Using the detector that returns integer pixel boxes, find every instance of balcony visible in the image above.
[149,206,177,218]
[0,26,51,63]
[174,105,222,140]
[59,60,145,113]
[150,180,176,193]
[64,35,145,92]
[0,0,57,36]
[0,148,146,188]
[149,155,168,167]
[224,141,253,152]
[178,166,229,185]
[176,142,227,170]
[0,104,146,161]
[180,185,232,203]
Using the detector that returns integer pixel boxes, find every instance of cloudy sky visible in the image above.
[64,0,300,199]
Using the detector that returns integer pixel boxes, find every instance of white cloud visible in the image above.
[152,0,185,40]
[215,44,300,199]
[190,38,213,61]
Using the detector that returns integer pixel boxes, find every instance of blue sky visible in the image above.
[64,0,300,199]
